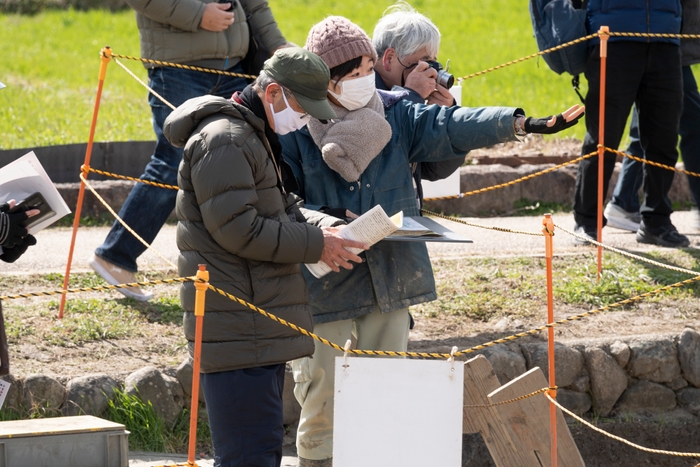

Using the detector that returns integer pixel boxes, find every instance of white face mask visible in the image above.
[328,72,376,111]
[269,91,309,135]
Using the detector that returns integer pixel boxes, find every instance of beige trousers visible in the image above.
[291,307,410,460]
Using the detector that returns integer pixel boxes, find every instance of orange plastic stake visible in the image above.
[188,264,209,466]
[542,214,557,467]
[597,27,610,280]
[58,47,113,319]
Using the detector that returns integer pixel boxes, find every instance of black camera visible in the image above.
[426,60,454,89]
[218,0,237,11]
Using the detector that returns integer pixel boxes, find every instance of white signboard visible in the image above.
[0,379,11,409]
[421,170,460,199]
[333,357,464,467]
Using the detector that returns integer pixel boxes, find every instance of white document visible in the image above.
[0,379,10,409]
[304,204,402,279]
[421,169,460,199]
[333,357,464,467]
[0,151,71,234]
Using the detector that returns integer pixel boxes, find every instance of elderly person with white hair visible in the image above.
[372,2,463,206]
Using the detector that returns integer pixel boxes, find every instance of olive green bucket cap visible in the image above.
[263,47,337,121]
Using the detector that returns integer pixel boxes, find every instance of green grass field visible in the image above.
[8,0,700,152]
[0,1,594,149]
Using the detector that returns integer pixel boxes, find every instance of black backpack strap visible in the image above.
[572,75,586,104]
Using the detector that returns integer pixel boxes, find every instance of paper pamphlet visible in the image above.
[389,216,441,237]
[305,204,403,279]
[0,151,71,235]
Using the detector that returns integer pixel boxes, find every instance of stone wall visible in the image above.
[1,329,698,428]
[49,161,695,219]
[424,162,694,217]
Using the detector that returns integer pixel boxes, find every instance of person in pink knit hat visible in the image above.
[282,15,584,466]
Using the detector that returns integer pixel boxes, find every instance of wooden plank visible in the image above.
[0,415,125,439]
[463,356,542,467]
[489,367,585,467]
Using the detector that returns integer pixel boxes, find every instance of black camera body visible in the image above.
[426,60,454,89]
[218,0,237,11]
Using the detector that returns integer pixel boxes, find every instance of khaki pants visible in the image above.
[292,307,410,460]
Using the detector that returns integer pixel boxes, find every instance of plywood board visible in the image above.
[463,356,543,467]
[489,367,585,467]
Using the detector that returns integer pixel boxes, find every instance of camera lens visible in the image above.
[437,71,455,89]
[427,60,454,89]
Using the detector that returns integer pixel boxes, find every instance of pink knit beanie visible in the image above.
[305,16,378,70]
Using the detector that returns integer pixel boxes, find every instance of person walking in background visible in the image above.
[162,48,366,467]
[89,0,288,300]
[283,16,583,467]
[603,0,700,234]
[572,0,688,247]
[372,1,463,207]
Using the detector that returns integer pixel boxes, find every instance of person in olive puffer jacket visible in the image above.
[163,48,366,467]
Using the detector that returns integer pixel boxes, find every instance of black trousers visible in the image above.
[201,363,286,467]
[574,41,683,230]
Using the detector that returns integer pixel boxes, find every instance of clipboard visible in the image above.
[384,216,472,243]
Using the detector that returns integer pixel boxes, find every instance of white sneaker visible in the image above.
[604,203,641,232]
[691,208,700,232]
[88,255,153,302]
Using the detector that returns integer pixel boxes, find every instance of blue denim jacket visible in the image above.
[281,97,519,324]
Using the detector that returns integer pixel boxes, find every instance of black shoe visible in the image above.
[636,223,690,248]
[573,224,597,245]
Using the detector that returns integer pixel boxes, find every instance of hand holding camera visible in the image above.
[200,0,236,32]
[0,200,40,249]
[404,61,440,100]
[0,234,36,263]
[404,60,455,102]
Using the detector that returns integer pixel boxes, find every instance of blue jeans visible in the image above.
[201,364,286,467]
[611,65,700,213]
[95,64,248,271]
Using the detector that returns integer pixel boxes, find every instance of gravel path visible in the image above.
[8,210,700,276]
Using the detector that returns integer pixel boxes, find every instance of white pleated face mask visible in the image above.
[270,91,310,135]
[328,72,376,111]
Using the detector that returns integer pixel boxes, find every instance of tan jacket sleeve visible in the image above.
[240,0,286,53]
[126,0,205,32]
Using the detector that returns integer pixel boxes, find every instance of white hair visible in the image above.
[372,1,440,60]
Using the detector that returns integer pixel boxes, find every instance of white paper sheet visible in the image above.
[0,151,71,234]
